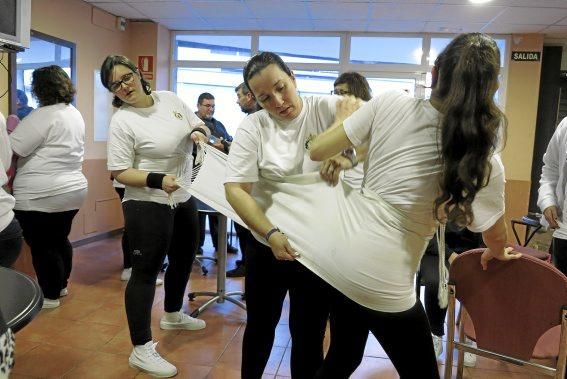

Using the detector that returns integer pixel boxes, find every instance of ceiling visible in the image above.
[82,0,567,37]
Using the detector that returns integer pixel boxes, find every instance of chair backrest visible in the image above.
[449,249,567,361]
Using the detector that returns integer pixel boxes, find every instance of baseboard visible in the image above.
[71,229,123,248]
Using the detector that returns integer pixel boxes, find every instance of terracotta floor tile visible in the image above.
[61,351,138,379]
[350,356,399,379]
[13,337,41,357]
[44,298,105,321]
[46,320,123,351]
[15,314,82,342]
[12,343,93,378]
[264,346,286,375]
[275,347,291,377]
[135,361,212,378]
[81,301,128,326]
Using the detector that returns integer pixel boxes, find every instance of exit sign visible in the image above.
[511,51,541,62]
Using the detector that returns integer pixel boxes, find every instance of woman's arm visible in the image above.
[479,215,521,270]
[225,182,298,261]
[112,168,179,194]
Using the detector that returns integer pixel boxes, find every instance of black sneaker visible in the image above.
[226,264,246,278]
[227,244,238,254]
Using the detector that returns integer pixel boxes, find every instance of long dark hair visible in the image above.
[432,33,505,227]
[243,52,293,96]
[334,72,372,101]
[32,65,75,106]
[100,55,152,107]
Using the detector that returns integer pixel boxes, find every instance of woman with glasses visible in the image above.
[100,55,209,378]
[10,65,87,309]
[333,72,372,101]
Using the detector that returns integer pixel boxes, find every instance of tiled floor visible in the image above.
[10,233,554,378]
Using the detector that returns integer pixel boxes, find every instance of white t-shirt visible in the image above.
[226,96,339,183]
[344,90,505,231]
[0,113,15,232]
[10,104,88,204]
[107,91,205,204]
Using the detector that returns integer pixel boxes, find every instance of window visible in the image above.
[259,36,340,64]
[176,35,251,62]
[430,37,507,67]
[350,36,423,65]
[16,31,75,109]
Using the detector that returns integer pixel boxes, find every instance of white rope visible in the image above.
[437,222,448,308]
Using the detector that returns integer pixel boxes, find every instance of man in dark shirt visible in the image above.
[195,92,238,254]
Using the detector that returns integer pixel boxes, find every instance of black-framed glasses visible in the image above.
[333,89,351,96]
[199,103,215,109]
[109,72,135,93]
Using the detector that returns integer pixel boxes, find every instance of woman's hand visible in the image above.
[191,131,208,144]
[480,246,522,270]
[335,95,363,124]
[320,154,353,186]
[162,175,180,194]
[268,232,300,261]
[543,205,559,229]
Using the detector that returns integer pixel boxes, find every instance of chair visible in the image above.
[444,249,567,378]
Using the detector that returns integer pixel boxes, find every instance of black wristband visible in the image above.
[190,127,208,137]
[146,172,166,189]
[265,227,281,242]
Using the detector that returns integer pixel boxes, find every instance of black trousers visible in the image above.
[234,223,250,265]
[552,237,567,277]
[0,217,23,268]
[316,288,439,379]
[199,213,219,249]
[420,253,449,337]
[15,209,79,300]
[123,198,199,346]
[242,237,331,379]
[114,187,131,269]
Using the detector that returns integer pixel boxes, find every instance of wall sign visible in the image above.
[138,55,154,79]
[511,51,541,62]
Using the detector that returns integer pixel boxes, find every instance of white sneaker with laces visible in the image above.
[464,339,477,367]
[121,268,132,281]
[432,333,443,359]
[129,341,177,378]
[160,311,206,331]
[59,288,68,297]
[42,298,60,309]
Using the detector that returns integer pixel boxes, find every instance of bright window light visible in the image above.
[469,0,492,4]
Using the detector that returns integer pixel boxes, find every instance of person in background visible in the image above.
[0,112,22,269]
[538,117,567,276]
[225,82,261,278]
[333,72,372,101]
[16,89,34,120]
[332,72,372,189]
[195,92,238,255]
[10,66,88,310]
[101,55,208,378]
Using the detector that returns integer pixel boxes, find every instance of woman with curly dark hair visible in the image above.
[10,65,87,309]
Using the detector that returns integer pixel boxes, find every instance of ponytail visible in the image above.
[433,33,505,227]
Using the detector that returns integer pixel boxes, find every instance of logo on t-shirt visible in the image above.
[173,111,183,120]
[305,134,316,150]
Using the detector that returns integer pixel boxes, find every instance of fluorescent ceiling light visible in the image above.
[469,0,493,3]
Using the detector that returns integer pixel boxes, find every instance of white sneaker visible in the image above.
[432,333,443,359]
[121,268,132,281]
[59,288,68,297]
[159,311,206,331]
[464,339,477,367]
[129,341,177,378]
[42,298,60,309]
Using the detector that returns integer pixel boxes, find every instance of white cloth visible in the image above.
[107,91,205,205]
[0,113,15,232]
[225,96,339,183]
[538,117,567,239]
[9,104,88,211]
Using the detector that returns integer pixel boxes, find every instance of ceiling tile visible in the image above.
[203,17,260,30]
[432,5,506,23]
[542,25,567,37]
[366,20,427,33]
[256,18,314,31]
[189,1,251,18]
[556,16,567,26]
[246,1,309,19]
[495,7,567,24]
[371,3,438,21]
[481,23,547,34]
[424,21,487,33]
[156,18,209,30]
[308,2,370,20]
[312,19,368,32]
[128,2,193,18]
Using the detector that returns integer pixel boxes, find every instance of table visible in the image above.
[0,267,43,332]
[189,210,246,317]
[511,215,543,247]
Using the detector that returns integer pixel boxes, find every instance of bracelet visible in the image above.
[265,227,281,242]
[342,147,358,168]
[190,127,208,137]
[146,172,166,189]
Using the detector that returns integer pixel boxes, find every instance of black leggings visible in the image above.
[316,288,439,379]
[242,237,331,379]
[15,209,79,300]
[0,217,23,268]
[552,237,567,277]
[123,198,199,346]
